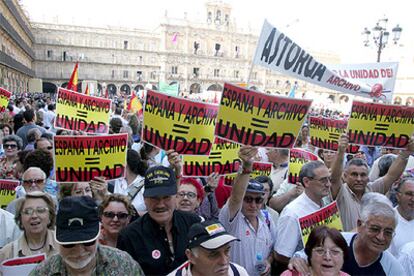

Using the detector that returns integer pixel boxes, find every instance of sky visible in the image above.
[20,0,413,65]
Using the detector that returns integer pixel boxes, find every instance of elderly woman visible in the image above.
[282,226,349,276]
[0,192,58,262]
[98,194,135,247]
[0,135,23,179]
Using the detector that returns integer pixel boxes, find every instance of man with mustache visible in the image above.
[117,165,202,275]
[30,196,144,275]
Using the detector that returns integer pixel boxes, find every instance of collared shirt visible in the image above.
[0,230,58,263]
[275,192,329,258]
[219,203,277,276]
[336,177,385,231]
[29,244,144,276]
[0,209,21,248]
[117,210,201,275]
[113,175,146,212]
[167,260,249,276]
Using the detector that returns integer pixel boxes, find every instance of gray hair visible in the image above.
[345,158,369,170]
[378,154,397,177]
[397,177,414,192]
[299,160,326,184]
[360,195,397,226]
[22,167,47,180]
[2,134,23,150]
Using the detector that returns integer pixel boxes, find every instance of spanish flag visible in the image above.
[127,93,143,116]
[67,62,79,92]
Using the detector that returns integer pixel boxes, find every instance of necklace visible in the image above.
[25,232,48,251]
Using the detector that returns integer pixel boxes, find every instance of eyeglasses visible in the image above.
[177,191,197,199]
[61,240,96,248]
[312,247,343,257]
[398,191,414,198]
[22,178,45,186]
[364,223,395,239]
[308,176,331,184]
[243,196,264,204]
[21,207,49,216]
[102,211,130,220]
[4,144,17,149]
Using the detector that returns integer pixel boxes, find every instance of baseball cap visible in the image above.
[55,196,100,245]
[246,179,265,194]
[187,220,239,250]
[143,166,177,197]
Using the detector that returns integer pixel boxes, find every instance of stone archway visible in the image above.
[394,96,402,105]
[406,97,413,106]
[42,82,57,93]
[134,84,145,91]
[107,84,117,96]
[120,84,131,95]
[249,86,257,90]
[207,84,223,91]
[190,83,201,94]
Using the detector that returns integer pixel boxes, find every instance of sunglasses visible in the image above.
[4,144,17,149]
[61,240,96,248]
[243,196,264,204]
[22,178,45,186]
[102,211,129,220]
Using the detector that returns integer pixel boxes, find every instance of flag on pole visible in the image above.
[67,62,79,92]
[127,93,143,117]
[172,33,178,44]
[84,84,89,95]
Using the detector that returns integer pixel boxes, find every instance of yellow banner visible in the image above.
[215,83,312,148]
[223,162,272,185]
[143,90,218,155]
[348,101,414,149]
[54,134,127,182]
[0,179,19,209]
[55,87,111,134]
[288,148,319,185]
[182,139,241,176]
[299,201,343,245]
[0,87,12,113]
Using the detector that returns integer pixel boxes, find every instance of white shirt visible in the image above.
[275,192,329,258]
[219,203,276,276]
[398,241,414,276]
[113,175,146,212]
[388,207,414,258]
[270,164,288,193]
[43,110,56,128]
[167,260,249,276]
[0,209,21,248]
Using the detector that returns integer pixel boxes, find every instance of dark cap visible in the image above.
[188,220,239,250]
[143,166,177,197]
[246,179,265,194]
[55,196,100,245]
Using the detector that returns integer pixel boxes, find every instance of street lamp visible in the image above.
[362,18,402,62]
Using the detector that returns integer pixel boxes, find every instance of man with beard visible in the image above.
[30,196,144,276]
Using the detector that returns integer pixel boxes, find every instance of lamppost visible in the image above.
[362,18,402,62]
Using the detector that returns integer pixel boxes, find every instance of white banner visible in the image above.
[328,62,398,103]
[253,20,379,100]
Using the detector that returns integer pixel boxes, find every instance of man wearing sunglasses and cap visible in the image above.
[30,196,144,276]
[117,165,202,275]
[219,146,277,276]
[168,220,248,276]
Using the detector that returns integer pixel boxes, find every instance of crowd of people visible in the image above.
[0,92,413,276]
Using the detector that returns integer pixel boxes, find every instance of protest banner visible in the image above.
[329,62,399,103]
[299,201,343,245]
[0,179,19,209]
[143,90,218,155]
[54,134,127,182]
[159,81,179,96]
[54,87,111,134]
[182,139,241,177]
[288,148,319,185]
[1,253,45,276]
[0,87,12,113]
[309,116,360,154]
[223,162,273,186]
[348,101,414,149]
[215,83,311,148]
[253,20,380,100]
